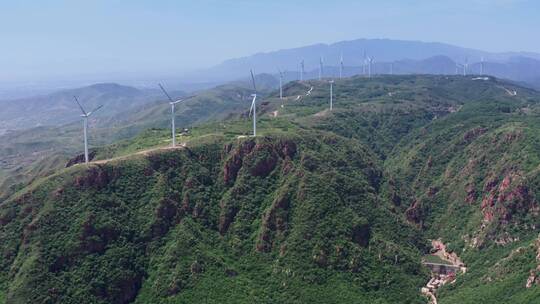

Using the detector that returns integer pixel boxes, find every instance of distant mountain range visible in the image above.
[0,83,167,135]
[191,38,540,88]
[3,38,540,136]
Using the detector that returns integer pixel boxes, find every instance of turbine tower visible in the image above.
[480,56,485,75]
[367,57,374,78]
[339,53,344,79]
[159,83,185,148]
[249,70,258,137]
[362,50,367,75]
[329,80,334,110]
[319,56,324,80]
[73,96,103,164]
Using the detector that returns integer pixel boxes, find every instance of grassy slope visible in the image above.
[0,132,427,303]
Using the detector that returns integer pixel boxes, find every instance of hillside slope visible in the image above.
[0,132,427,303]
[1,75,540,303]
[0,83,162,134]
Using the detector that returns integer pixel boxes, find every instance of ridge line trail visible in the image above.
[88,84,316,166]
[88,145,186,165]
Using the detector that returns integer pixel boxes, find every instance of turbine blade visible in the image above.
[172,95,196,105]
[73,96,87,115]
[250,69,257,92]
[249,98,255,116]
[158,83,174,103]
[88,105,103,116]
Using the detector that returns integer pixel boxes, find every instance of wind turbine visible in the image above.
[319,57,323,80]
[362,50,367,75]
[329,80,334,110]
[278,69,284,99]
[339,53,344,79]
[455,61,467,76]
[73,96,103,164]
[159,83,185,148]
[300,59,305,81]
[249,70,258,137]
[463,58,469,76]
[367,57,374,78]
[480,56,485,75]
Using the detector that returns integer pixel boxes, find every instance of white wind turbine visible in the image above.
[362,51,367,75]
[366,56,374,78]
[278,69,284,99]
[73,96,103,164]
[455,61,467,76]
[480,56,485,75]
[249,70,258,137]
[159,83,185,148]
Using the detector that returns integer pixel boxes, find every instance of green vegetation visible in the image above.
[1,75,540,303]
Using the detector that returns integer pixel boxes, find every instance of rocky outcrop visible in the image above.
[256,192,291,252]
[222,138,297,184]
[66,151,97,167]
[503,130,523,144]
[405,200,423,225]
[222,140,256,185]
[220,139,297,235]
[463,127,488,143]
[480,172,537,224]
[151,198,179,238]
[465,183,477,204]
[73,166,112,189]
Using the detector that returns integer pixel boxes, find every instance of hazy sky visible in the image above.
[1,0,538,83]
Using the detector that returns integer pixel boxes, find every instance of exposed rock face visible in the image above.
[405,200,423,225]
[73,166,111,189]
[220,139,297,235]
[503,130,523,144]
[480,172,537,224]
[66,151,97,167]
[222,140,256,185]
[463,127,488,143]
[256,192,291,252]
[222,139,296,183]
[465,183,477,204]
[151,198,179,238]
